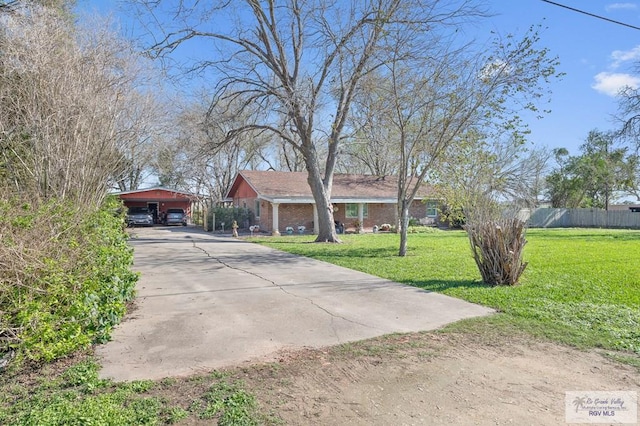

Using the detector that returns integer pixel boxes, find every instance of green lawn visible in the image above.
[253,228,640,356]
[0,356,265,425]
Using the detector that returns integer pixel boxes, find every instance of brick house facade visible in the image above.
[227,171,439,235]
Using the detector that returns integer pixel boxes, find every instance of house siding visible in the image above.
[230,179,262,229]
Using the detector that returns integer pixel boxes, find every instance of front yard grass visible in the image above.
[0,354,268,425]
[253,228,640,357]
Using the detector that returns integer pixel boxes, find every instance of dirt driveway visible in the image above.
[241,330,639,425]
[96,227,491,381]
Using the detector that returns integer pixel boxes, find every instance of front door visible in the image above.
[147,202,159,224]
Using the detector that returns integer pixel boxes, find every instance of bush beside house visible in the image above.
[206,206,255,232]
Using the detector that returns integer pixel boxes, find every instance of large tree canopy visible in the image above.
[546,130,637,209]
[347,23,561,255]
[134,0,488,241]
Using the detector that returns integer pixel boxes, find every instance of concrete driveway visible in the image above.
[97,227,493,381]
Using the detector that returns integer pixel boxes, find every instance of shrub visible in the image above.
[207,207,255,231]
[407,217,421,227]
[0,196,138,365]
[407,226,442,234]
[465,218,528,286]
[439,206,466,229]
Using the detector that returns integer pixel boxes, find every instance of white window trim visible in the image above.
[425,200,438,217]
[345,203,368,219]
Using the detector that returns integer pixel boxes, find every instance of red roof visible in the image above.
[227,170,435,201]
[114,187,196,201]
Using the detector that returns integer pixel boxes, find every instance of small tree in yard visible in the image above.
[349,23,561,256]
[437,133,541,286]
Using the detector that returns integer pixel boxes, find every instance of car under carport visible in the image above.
[114,187,195,225]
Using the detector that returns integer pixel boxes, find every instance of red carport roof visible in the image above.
[113,186,197,201]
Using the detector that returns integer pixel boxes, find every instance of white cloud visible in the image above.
[610,45,640,68]
[605,3,638,11]
[592,72,640,96]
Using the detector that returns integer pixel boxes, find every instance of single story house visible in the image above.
[226,170,439,235]
[114,187,196,224]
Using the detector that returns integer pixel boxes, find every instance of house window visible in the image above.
[255,200,261,217]
[345,203,368,218]
[426,200,438,217]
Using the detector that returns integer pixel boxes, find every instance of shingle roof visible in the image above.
[229,170,435,201]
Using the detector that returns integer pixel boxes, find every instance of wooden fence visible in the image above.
[519,208,640,229]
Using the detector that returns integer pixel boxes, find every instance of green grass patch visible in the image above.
[0,357,264,425]
[252,229,640,356]
[0,358,165,425]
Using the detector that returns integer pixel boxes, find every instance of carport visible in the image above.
[115,187,195,224]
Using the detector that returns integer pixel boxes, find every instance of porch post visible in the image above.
[313,204,319,235]
[394,203,399,228]
[358,203,365,227]
[271,202,280,236]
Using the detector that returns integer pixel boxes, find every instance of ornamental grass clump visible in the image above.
[465,218,528,286]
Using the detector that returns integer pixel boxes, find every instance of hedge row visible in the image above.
[206,207,255,231]
[0,196,138,365]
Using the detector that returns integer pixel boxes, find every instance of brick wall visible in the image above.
[409,200,428,219]
[367,203,397,228]
[253,201,314,234]
[279,204,314,232]
[334,203,399,232]
[256,199,270,231]
[252,200,434,234]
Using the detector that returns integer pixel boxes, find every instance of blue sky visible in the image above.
[485,0,640,154]
[79,0,640,155]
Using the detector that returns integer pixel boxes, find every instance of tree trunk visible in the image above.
[306,166,340,243]
[313,189,339,242]
[398,199,410,256]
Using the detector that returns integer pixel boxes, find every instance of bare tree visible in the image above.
[340,71,402,176]
[173,97,264,203]
[613,86,640,201]
[113,90,170,192]
[439,134,552,215]
[133,0,485,242]
[350,24,560,255]
[0,5,161,205]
